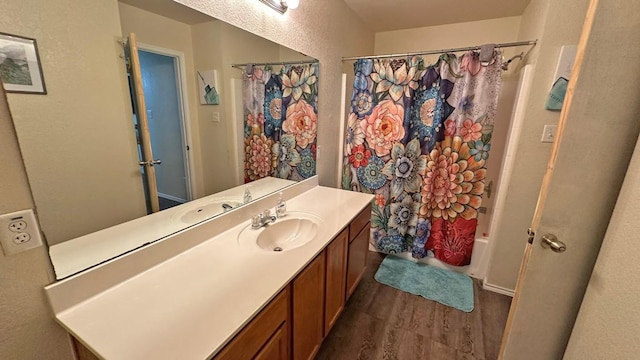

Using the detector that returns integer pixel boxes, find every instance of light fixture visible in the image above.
[284,0,299,9]
[258,0,299,14]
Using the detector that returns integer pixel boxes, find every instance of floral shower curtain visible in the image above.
[243,63,319,182]
[342,52,502,266]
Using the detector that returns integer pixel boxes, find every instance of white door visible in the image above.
[499,1,640,359]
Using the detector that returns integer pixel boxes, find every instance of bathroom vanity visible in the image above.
[44,179,372,360]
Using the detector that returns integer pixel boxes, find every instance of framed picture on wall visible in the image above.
[197,69,220,105]
[0,32,47,94]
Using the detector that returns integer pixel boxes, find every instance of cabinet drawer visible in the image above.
[349,204,372,243]
[214,287,290,360]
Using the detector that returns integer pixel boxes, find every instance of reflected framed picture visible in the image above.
[0,32,46,94]
[197,69,220,105]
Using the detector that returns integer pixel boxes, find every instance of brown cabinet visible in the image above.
[214,287,290,360]
[324,228,348,336]
[254,323,288,360]
[292,251,326,360]
[346,204,372,301]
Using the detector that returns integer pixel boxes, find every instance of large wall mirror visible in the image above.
[1,0,318,279]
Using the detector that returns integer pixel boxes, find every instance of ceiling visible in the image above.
[342,0,532,32]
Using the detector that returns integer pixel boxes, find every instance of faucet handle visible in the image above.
[251,214,262,228]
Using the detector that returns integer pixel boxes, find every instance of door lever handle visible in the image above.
[139,159,162,167]
[540,234,566,253]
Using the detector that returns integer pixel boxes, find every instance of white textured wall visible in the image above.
[375,16,523,60]
[485,0,588,291]
[0,88,74,360]
[564,136,640,358]
[176,0,375,187]
[1,0,148,245]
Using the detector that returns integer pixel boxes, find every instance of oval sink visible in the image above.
[238,212,322,252]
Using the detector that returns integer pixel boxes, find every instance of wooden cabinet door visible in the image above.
[292,252,326,360]
[324,228,348,336]
[254,323,288,360]
[214,287,290,360]
[346,222,370,300]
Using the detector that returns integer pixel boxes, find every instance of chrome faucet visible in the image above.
[251,209,277,229]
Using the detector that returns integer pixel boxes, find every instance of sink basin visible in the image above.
[178,200,242,224]
[238,212,322,252]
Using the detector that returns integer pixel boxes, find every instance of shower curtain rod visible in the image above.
[341,39,537,61]
[231,59,319,70]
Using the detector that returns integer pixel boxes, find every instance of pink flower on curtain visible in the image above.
[460,119,482,142]
[375,194,386,207]
[420,136,486,221]
[460,52,482,76]
[244,134,273,181]
[348,144,371,168]
[361,99,405,157]
[426,217,477,266]
[283,99,317,148]
[444,118,457,137]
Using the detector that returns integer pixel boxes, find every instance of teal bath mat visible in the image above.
[374,256,474,312]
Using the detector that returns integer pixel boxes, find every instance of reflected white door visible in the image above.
[499,1,640,359]
[138,50,191,206]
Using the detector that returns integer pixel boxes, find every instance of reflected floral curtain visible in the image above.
[243,63,319,182]
[342,52,502,266]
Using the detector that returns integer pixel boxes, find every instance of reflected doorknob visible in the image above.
[139,159,162,167]
[540,234,566,253]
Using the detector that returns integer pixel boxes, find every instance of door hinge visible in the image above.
[527,228,535,244]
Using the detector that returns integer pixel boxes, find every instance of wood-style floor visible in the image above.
[317,252,512,360]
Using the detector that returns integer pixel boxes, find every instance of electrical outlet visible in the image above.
[541,124,557,143]
[8,220,27,232]
[211,112,220,123]
[0,209,44,255]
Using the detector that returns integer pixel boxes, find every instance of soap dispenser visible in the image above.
[243,186,252,204]
[275,192,286,218]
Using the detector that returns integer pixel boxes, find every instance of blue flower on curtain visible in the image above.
[381,139,426,199]
[388,194,420,236]
[376,235,408,254]
[412,218,431,258]
[298,148,316,179]
[353,59,373,91]
[272,134,301,179]
[351,90,374,117]
[264,85,283,138]
[409,87,444,146]
[356,155,386,190]
[469,140,491,161]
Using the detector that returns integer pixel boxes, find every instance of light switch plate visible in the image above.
[0,209,44,255]
[541,125,557,143]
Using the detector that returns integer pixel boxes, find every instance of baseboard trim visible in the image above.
[482,280,515,297]
[158,192,187,203]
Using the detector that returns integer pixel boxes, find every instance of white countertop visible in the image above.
[46,185,372,359]
[49,177,296,279]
